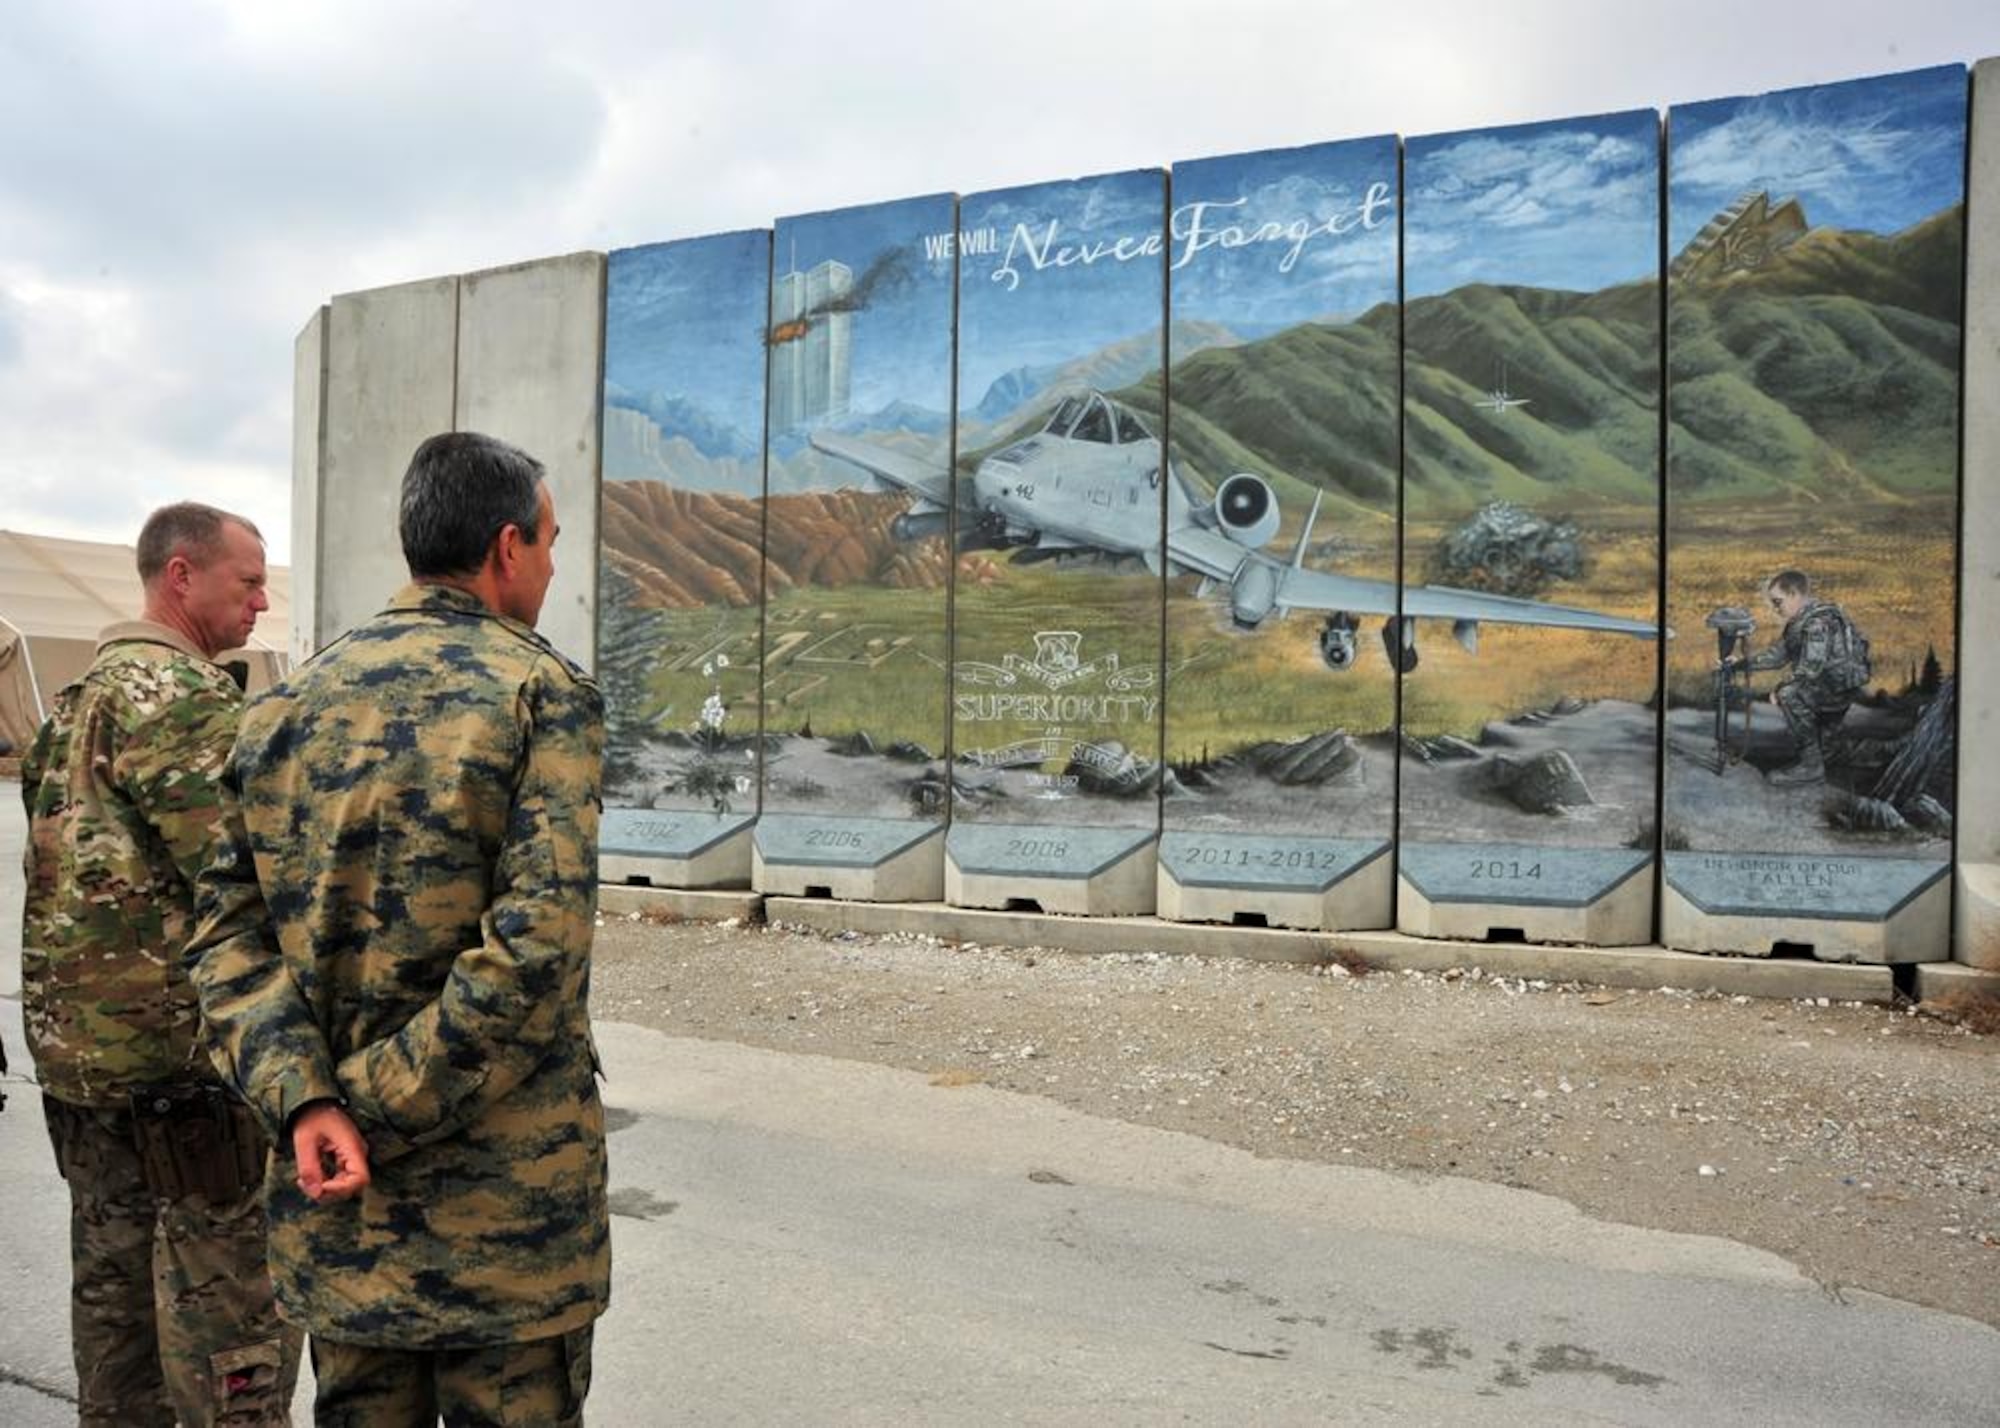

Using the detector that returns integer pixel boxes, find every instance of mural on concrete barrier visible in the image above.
[599,230,771,818]
[760,193,957,822]
[1157,137,1401,892]
[1662,69,1965,876]
[949,169,1167,830]
[1399,111,1665,872]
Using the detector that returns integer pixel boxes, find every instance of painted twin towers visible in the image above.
[367,65,1976,961]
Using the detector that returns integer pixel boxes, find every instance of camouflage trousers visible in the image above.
[309,1327,594,1427]
[1773,680,1852,754]
[42,1094,301,1427]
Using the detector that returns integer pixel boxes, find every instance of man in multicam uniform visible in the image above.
[20,502,300,1426]
[187,432,609,1426]
[1728,569,1872,788]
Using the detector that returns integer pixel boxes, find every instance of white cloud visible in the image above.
[1672,105,1941,195]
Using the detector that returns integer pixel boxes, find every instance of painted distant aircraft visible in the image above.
[1475,360,1531,414]
[809,389,1658,673]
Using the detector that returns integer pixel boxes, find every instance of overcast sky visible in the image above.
[3,0,1995,563]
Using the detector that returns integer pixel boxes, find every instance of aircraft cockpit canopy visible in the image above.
[1039,391,1155,446]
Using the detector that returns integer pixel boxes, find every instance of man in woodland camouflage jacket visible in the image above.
[1731,568,1872,788]
[187,432,608,1426]
[21,502,299,1426]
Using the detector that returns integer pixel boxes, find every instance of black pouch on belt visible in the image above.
[130,1084,267,1202]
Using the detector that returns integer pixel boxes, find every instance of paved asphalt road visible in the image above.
[4,790,1998,1424]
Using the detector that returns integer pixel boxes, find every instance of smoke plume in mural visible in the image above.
[759,193,957,827]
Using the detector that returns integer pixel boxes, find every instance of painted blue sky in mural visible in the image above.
[1405,109,1659,299]
[957,169,1166,413]
[774,192,954,420]
[1170,135,1399,331]
[1668,65,1966,253]
[605,230,769,452]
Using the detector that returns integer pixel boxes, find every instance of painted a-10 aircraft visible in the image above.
[809,388,1659,673]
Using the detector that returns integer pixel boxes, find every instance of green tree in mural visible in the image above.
[1919,645,1944,698]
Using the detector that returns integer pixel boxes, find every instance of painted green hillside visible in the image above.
[1119,205,1961,517]
[1668,207,1963,501]
[1390,278,1661,518]
[1126,322,1400,523]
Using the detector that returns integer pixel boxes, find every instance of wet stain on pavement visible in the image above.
[1202,1278,1281,1308]
[1528,1343,1667,1388]
[1374,1325,1668,1393]
[1027,1168,1072,1185]
[608,1187,679,1220]
[1202,1342,1291,1360]
[1372,1326,1473,1370]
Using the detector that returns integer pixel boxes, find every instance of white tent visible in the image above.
[0,529,291,754]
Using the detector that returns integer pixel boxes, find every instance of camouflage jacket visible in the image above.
[21,621,244,1106]
[187,582,609,1348]
[1747,599,1868,693]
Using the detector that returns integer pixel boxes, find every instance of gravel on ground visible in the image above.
[590,910,2000,1329]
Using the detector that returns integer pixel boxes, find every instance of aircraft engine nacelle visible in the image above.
[1214,473,1281,549]
[1229,561,1279,629]
[890,510,949,543]
[1318,613,1359,671]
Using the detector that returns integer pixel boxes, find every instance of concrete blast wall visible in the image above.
[297,62,2000,971]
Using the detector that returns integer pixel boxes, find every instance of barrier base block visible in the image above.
[599,807,754,890]
[946,824,1157,916]
[1397,843,1652,945]
[1156,834,1392,931]
[753,815,944,902]
[1954,862,2000,970]
[1663,851,1949,963]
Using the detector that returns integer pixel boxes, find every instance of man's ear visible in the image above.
[492,522,523,578]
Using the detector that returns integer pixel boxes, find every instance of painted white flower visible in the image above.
[733,776,752,794]
[716,654,730,669]
[701,662,714,678]
[699,693,726,730]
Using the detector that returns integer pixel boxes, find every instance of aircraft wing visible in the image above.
[1403,583,1657,637]
[1176,539,1658,636]
[1170,510,1658,637]
[808,432,952,510]
[1165,524,1251,583]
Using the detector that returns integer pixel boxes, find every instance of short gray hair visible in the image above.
[399,432,546,578]
[136,503,263,584]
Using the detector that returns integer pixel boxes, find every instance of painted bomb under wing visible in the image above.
[813,387,1661,673]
